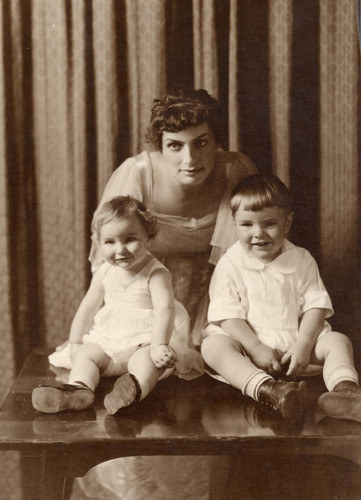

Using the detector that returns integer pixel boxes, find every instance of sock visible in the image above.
[243,370,273,401]
[133,378,148,401]
[68,374,96,392]
[324,364,359,391]
[71,381,92,390]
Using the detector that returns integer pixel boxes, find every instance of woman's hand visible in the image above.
[281,340,313,378]
[150,344,177,369]
[249,343,281,376]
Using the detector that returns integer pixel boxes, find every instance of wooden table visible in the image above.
[1,348,361,499]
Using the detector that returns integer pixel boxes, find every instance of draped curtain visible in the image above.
[0,1,359,498]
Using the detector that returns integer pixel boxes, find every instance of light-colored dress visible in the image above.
[84,257,202,379]
[204,239,334,352]
[50,257,203,380]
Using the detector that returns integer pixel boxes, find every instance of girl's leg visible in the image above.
[69,342,112,391]
[32,343,111,413]
[127,345,164,399]
[104,345,163,414]
[201,335,307,422]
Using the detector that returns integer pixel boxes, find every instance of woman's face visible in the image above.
[161,124,217,187]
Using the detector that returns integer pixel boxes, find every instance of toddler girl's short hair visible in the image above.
[230,174,292,216]
[145,87,227,150]
[95,196,158,240]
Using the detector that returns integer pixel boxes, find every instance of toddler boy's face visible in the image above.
[234,205,293,264]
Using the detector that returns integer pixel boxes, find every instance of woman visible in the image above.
[73,87,256,499]
[89,87,255,346]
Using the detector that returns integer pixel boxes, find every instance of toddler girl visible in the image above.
[201,174,361,423]
[32,196,203,414]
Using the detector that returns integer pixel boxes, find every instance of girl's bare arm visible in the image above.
[68,269,105,344]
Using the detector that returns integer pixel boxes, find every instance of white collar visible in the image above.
[227,240,299,274]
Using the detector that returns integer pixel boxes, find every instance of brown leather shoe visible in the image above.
[257,379,307,423]
[32,384,94,413]
[318,382,361,422]
[104,373,141,415]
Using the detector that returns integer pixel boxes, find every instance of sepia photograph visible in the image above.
[0,1,360,499]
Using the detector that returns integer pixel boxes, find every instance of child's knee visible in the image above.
[201,335,224,364]
[127,345,150,373]
[321,331,354,355]
[72,342,109,370]
[330,331,353,348]
[71,343,89,362]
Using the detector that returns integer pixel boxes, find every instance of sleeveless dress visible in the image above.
[71,150,256,500]
[49,257,203,380]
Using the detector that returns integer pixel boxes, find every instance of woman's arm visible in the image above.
[68,269,105,344]
[282,307,326,377]
[148,269,177,368]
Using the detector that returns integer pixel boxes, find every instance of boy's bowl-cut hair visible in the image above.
[230,174,293,216]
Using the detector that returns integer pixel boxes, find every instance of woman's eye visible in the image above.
[194,138,208,148]
[126,237,136,243]
[168,142,182,151]
[240,223,252,228]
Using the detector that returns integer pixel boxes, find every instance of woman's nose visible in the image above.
[182,145,195,164]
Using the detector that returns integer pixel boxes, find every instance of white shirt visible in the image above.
[207,239,333,351]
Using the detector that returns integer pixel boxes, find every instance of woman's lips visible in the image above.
[181,168,202,174]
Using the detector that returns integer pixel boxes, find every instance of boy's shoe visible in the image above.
[104,373,141,415]
[318,381,361,422]
[32,383,94,413]
[257,379,307,423]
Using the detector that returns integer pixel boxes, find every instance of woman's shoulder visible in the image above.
[217,151,257,185]
[218,150,255,168]
[114,151,151,175]
[102,151,152,204]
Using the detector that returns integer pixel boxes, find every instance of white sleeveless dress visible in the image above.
[50,257,203,380]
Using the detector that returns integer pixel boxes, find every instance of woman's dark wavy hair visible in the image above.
[230,174,293,216]
[145,88,228,150]
[95,195,158,240]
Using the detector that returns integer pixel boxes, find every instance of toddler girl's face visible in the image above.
[234,204,293,264]
[100,213,151,272]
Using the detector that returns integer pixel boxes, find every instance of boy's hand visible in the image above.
[281,340,312,377]
[249,343,281,376]
[150,344,177,369]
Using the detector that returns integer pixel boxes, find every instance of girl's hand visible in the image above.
[249,343,281,376]
[281,340,312,377]
[150,344,177,369]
